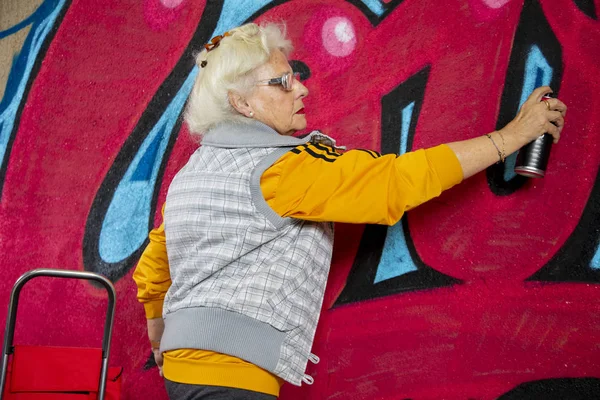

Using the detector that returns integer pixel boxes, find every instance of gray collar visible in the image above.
[201,120,343,149]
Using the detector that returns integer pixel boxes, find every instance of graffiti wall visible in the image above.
[1,0,599,398]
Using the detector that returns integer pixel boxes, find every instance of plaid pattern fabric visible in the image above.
[164,143,334,385]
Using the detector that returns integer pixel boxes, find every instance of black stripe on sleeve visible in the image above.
[304,147,337,162]
[290,144,310,154]
[356,149,378,159]
[312,143,341,157]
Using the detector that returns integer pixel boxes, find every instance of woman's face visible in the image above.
[246,50,309,136]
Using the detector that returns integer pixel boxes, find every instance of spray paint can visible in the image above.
[514,95,554,178]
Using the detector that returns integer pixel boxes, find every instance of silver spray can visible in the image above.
[514,95,554,178]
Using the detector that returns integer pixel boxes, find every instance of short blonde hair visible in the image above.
[184,23,293,138]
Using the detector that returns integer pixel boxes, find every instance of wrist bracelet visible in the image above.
[485,133,505,163]
[496,130,506,161]
[150,340,161,350]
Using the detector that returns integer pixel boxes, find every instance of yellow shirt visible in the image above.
[133,143,463,396]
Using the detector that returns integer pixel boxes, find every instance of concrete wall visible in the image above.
[1,0,599,398]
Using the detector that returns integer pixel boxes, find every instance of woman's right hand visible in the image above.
[501,86,567,145]
[147,317,165,376]
[152,347,164,377]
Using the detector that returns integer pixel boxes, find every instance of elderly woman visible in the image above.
[133,22,566,400]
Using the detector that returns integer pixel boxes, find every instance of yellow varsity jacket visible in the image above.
[133,142,463,396]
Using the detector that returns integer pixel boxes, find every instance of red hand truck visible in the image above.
[0,269,121,399]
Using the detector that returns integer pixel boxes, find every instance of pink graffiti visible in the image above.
[1,0,599,399]
[144,0,186,31]
[160,0,184,8]
[322,17,357,57]
[302,5,370,74]
[469,0,514,20]
[482,0,511,8]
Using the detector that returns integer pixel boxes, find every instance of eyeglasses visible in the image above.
[256,72,302,91]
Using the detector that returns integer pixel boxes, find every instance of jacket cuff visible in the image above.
[144,300,164,319]
[424,144,464,190]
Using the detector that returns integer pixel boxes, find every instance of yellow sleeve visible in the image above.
[260,143,463,225]
[132,206,171,319]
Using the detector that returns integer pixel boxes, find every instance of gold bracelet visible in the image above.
[496,130,506,162]
[150,340,161,350]
[485,133,505,163]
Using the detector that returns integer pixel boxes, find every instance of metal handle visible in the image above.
[0,269,117,400]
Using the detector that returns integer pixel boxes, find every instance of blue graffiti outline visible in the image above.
[0,0,66,183]
[592,245,600,270]
[592,245,600,269]
[503,44,553,181]
[374,102,417,283]
[99,72,196,262]
[359,0,385,16]
[0,4,50,39]
[98,0,278,263]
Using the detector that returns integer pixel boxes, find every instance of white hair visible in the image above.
[184,22,293,139]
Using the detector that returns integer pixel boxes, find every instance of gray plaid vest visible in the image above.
[162,121,339,385]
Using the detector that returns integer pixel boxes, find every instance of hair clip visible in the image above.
[204,31,231,52]
[200,31,231,68]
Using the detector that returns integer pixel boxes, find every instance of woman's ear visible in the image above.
[228,91,253,118]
